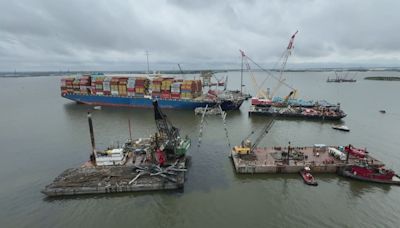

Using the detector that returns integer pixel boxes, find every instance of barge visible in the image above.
[231,144,384,174]
[248,105,346,120]
[42,100,191,196]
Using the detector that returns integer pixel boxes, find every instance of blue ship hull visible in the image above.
[62,93,243,110]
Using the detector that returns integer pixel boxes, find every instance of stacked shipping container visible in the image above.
[95,77,105,95]
[161,78,173,99]
[118,77,128,96]
[61,78,75,94]
[79,75,91,95]
[134,77,149,97]
[103,77,111,96]
[171,82,181,99]
[61,75,203,100]
[110,78,120,96]
[151,78,163,98]
[127,78,136,96]
[181,80,202,99]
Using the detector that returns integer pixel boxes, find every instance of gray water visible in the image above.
[0,71,399,228]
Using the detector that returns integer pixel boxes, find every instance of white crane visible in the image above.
[240,31,298,106]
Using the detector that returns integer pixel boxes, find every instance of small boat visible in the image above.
[332,125,350,132]
[299,167,318,186]
[341,162,400,185]
[379,110,386,114]
[93,106,102,110]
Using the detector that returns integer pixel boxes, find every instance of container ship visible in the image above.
[60,74,244,110]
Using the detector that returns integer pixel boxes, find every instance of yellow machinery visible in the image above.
[233,118,275,156]
[233,140,252,155]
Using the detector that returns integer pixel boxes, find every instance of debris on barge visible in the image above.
[248,104,346,120]
[42,100,191,197]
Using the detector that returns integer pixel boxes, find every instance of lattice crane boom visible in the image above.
[269,31,298,99]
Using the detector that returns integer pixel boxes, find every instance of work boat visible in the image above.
[341,161,400,185]
[299,167,318,186]
[332,125,350,132]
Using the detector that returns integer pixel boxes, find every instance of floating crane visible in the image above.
[153,100,189,158]
[240,31,298,106]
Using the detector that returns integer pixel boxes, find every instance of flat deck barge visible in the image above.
[248,106,346,120]
[231,146,384,174]
[42,153,187,196]
[43,100,191,197]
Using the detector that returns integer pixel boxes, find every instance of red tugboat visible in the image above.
[299,167,318,186]
[341,161,400,185]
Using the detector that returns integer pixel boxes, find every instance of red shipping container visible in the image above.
[161,93,171,99]
[171,93,180,99]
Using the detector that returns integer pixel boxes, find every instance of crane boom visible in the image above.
[269,31,298,99]
[250,118,275,152]
[240,49,269,99]
[177,64,186,78]
[153,100,180,152]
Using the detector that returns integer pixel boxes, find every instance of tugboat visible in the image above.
[299,167,318,186]
[341,161,400,185]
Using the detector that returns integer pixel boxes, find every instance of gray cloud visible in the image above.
[0,0,399,71]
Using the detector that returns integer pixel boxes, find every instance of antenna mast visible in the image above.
[146,50,150,76]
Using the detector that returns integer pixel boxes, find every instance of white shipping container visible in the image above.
[103,78,111,91]
[96,149,126,166]
[127,78,136,88]
[328,147,346,161]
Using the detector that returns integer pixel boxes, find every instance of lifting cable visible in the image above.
[218,105,231,150]
[197,105,208,149]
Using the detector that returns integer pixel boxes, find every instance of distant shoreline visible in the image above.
[1,69,400,78]
[364,76,400,81]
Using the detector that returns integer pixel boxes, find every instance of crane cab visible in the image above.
[233,139,252,155]
[233,146,251,155]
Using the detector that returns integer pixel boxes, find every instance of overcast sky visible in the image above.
[1,0,400,71]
